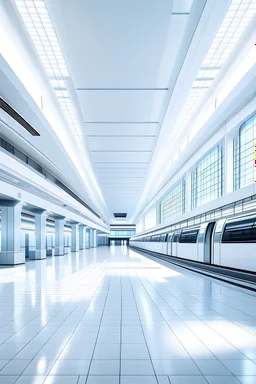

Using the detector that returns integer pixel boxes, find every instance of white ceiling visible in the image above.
[44,0,193,222]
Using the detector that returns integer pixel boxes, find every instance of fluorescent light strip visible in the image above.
[170,0,256,154]
[15,0,86,152]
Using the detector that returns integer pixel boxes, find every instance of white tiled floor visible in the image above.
[0,245,256,384]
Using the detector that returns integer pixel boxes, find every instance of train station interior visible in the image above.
[0,0,256,383]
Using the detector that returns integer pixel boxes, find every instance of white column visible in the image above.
[86,228,90,248]
[71,223,79,252]
[46,234,53,256]
[79,225,86,250]
[54,216,65,256]
[93,229,97,247]
[156,202,161,225]
[89,228,94,248]
[185,171,192,212]
[30,209,47,260]
[0,200,24,265]
[225,132,235,195]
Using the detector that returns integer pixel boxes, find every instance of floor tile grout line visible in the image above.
[14,263,102,384]
[52,262,111,381]
[145,270,256,378]
[140,273,240,378]
[128,268,159,384]
[141,269,253,363]
[0,298,79,380]
[134,269,209,379]
[85,269,112,384]
[1,247,256,382]
[0,261,102,337]
[143,252,256,319]
[119,269,123,384]
[13,262,107,384]
[157,273,256,364]
[0,260,103,349]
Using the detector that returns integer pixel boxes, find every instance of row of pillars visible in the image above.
[0,200,98,265]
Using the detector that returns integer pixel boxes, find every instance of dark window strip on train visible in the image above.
[222,217,256,243]
[179,229,199,243]
[133,214,256,244]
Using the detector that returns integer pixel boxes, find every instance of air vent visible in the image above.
[21,213,34,219]
[114,213,127,218]
[0,98,40,136]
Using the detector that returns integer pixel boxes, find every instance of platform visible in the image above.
[0,246,255,384]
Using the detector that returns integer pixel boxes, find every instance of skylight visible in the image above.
[15,0,85,151]
[170,0,256,146]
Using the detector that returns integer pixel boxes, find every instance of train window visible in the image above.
[168,234,173,242]
[179,229,199,243]
[162,234,167,242]
[222,218,256,243]
[172,233,180,242]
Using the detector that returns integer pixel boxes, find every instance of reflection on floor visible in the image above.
[0,245,256,384]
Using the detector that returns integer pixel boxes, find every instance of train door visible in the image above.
[161,234,167,254]
[167,233,173,255]
[172,232,180,257]
[204,222,216,264]
[213,219,226,265]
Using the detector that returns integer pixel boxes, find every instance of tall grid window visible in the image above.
[191,145,223,209]
[234,113,256,190]
[160,179,185,223]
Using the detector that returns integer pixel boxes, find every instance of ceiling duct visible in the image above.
[0,97,40,136]
[114,213,127,218]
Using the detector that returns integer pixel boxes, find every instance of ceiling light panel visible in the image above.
[15,0,68,77]
[15,0,85,151]
[170,0,256,148]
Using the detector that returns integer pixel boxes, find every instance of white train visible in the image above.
[130,213,256,273]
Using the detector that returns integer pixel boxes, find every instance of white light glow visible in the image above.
[189,44,256,142]
[0,25,42,107]
[133,0,256,224]
[15,0,87,167]
[14,0,107,210]
[170,0,256,152]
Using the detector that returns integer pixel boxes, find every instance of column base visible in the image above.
[46,249,53,257]
[0,251,25,265]
[71,247,79,252]
[64,246,70,254]
[29,249,46,260]
[55,246,64,256]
